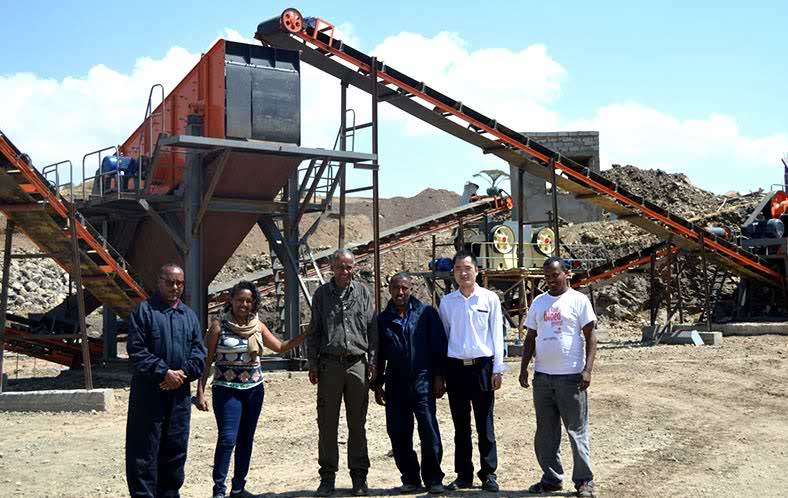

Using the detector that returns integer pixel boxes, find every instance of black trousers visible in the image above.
[385,381,444,486]
[126,377,192,498]
[445,357,497,481]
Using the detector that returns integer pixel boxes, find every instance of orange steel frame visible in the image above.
[572,246,681,288]
[119,39,227,192]
[283,15,781,282]
[0,136,148,300]
[3,326,103,366]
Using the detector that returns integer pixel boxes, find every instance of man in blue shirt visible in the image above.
[373,273,448,494]
[125,263,206,498]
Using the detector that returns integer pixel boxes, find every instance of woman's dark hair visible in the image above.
[223,280,261,314]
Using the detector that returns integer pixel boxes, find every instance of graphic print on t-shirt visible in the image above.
[544,307,562,334]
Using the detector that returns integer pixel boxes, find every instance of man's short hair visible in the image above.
[159,262,183,277]
[543,256,568,271]
[331,248,355,264]
[452,250,478,268]
[388,272,411,285]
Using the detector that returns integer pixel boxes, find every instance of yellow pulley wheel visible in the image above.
[491,225,515,254]
[534,227,555,256]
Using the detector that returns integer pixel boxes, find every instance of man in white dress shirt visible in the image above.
[519,256,597,498]
[436,250,504,493]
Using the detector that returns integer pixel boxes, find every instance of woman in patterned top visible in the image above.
[196,280,307,498]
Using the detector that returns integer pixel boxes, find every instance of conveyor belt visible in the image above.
[2,325,103,367]
[256,8,782,286]
[209,195,510,307]
[0,130,148,318]
[572,241,680,289]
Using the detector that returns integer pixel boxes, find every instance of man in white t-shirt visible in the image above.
[519,257,598,498]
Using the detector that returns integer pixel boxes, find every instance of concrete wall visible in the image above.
[0,388,115,412]
[510,131,603,224]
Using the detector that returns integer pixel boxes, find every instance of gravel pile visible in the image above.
[1,248,71,313]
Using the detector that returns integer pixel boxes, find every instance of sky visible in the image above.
[1,0,787,198]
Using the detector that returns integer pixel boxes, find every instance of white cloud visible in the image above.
[3,25,785,197]
[0,46,198,181]
[567,102,788,193]
[370,32,566,136]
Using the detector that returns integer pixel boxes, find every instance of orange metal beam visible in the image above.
[572,246,680,288]
[0,203,44,212]
[287,22,781,283]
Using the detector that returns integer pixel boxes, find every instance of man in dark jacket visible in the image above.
[125,263,206,498]
[373,272,448,494]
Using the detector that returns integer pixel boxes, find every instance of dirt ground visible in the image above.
[1,332,787,498]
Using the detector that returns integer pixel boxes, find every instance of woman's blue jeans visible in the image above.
[212,383,265,495]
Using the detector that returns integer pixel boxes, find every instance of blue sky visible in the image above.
[2,0,787,197]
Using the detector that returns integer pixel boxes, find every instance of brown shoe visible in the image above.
[576,481,595,497]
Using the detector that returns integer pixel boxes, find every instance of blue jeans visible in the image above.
[212,383,265,495]
[532,372,593,487]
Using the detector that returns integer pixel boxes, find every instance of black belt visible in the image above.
[449,356,491,366]
[323,352,365,362]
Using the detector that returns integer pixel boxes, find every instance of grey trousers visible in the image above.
[317,357,370,480]
[532,372,593,487]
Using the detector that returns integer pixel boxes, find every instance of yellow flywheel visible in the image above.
[534,227,555,256]
[491,225,515,254]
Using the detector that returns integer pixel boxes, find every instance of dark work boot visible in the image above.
[352,476,369,496]
[316,478,335,497]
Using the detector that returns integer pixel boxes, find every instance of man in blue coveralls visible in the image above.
[125,263,206,498]
[372,272,448,494]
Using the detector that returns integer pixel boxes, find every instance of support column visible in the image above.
[649,254,657,328]
[100,219,117,360]
[699,234,712,332]
[550,159,560,257]
[371,57,381,311]
[431,235,437,307]
[102,308,117,361]
[675,258,685,323]
[339,81,348,249]
[516,166,524,268]
[283,172,300,339]
[68,205,92,390]
[183,115,206,329]
[0,220,15,393]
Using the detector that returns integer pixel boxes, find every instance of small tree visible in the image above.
[473,169,509,196]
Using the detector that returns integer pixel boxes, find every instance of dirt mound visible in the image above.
[602,164,721,218]
[563,165,767,322]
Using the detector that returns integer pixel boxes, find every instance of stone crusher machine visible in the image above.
[2,37,375,366]
[712,184,788,321]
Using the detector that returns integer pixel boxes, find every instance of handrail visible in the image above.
[468,241,607,271]
[81,145,118,200]
[136,83,166,194]
[42,159,74,202]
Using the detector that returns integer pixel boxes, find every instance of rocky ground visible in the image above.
[1,334,787,497]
